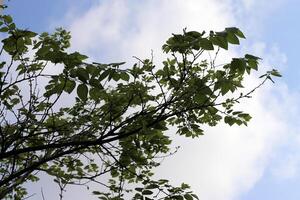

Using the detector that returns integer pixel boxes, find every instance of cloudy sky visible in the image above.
[6,0,300,199]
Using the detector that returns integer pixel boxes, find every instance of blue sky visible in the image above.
[6,0,300,200]
[262,0,300,90]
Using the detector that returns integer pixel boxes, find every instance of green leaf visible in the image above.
[191,194,199,200]
[210,36,228,50]
[111,72,120,81]
[231,58,246,74]
[236,29,246,38]
[89,87,102,100]
[186,31,203,38]
[145,184,159,189]
[247,59,258,70]
[225,27,245,38]
[99,70,110,81]
[199,38,214,50]
[226,32,239,44]
[11,98,20,105]
[44,90,55,98]
[33,41,42,49]
[194,93,207,104]
[37,46,50,56]
[64,80,76,94]
[142,190,153,195]
[92,191,101,195]
[89,78,103,89]
[245,54,261,60]
[238,113,252,121]
[108,62,126,67]
[173,195,184,200]
[184,194,194,200]
[77,84,88,101]
[23,30,37,37]
[270,69,282,77]
[0,27,9,32]
[135,188,143,192]
[120,72,130,81]
[76,68,89,83]
[74,51,88,61]
[3,15,13,24]
[181,183,190,189]
[224,116,235,126]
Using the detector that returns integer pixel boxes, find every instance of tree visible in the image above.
[0,5,281,200]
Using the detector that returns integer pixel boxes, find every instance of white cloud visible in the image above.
[155,77,288,200]
[227,0,286,38]
[32,0,298,199]
[272,154,300,179]
[267,85,300,181]
[241,41,288,72]
[67,0,236,62]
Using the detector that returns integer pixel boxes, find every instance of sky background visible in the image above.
[5,0,300,199]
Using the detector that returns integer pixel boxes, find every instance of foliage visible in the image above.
[0,5,280,200]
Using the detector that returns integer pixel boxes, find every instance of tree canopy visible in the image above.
[0,4,281,200]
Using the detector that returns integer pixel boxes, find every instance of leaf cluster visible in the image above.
[0,11,281,200]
